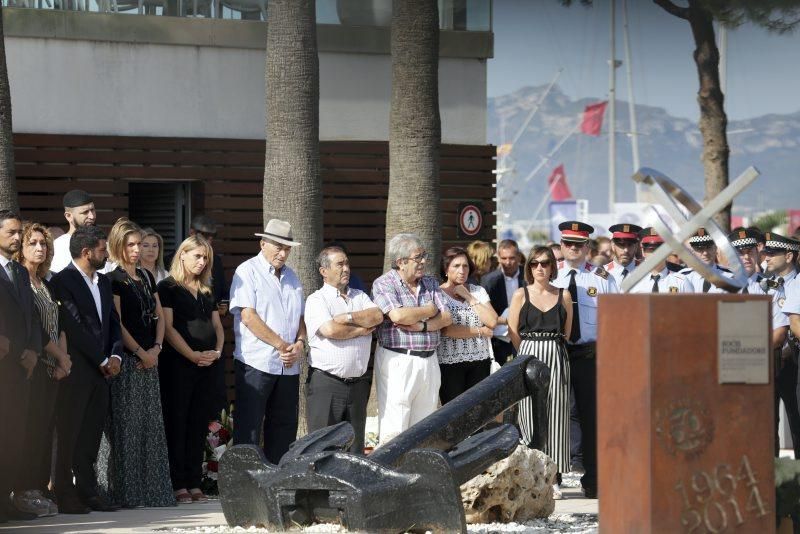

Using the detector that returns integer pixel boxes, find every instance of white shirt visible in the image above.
[681,264,733,294]
[0,254,14,282]
[439,284,493,365]
[503,269,520,308]
[553,261,618,344]
[304,284,378,378]
[51,233,73,273]
[605,259,638,288]
[229,253,304,375]
[628,268,692,294]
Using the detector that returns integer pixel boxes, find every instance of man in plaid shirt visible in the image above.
[371,233,452,445]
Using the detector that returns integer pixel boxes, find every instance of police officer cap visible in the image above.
[764,232,800,252]
[63,189,93,209]
[609,223,642,241]
[639,227,664,245]
[558,220,594,243]
[688,227,714,244]
[727,227,760,249]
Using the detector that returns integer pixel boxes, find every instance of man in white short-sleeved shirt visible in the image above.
[304,246,383,454]
[51,190,98,274]
[229,219,306,465]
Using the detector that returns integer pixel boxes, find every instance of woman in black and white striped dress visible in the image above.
[508,245,573,498]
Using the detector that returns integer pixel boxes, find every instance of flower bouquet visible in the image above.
[201,404,234,495]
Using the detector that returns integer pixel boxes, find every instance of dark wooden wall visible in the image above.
[14,134,496,286]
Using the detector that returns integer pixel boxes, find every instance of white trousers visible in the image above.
[374,346,441,445]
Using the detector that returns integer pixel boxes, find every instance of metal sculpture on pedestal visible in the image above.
[620,166,759,293]
[218,355,550,533]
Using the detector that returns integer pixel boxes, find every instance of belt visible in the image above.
[383,346,435,358]
[310,367,370,384]
[567,342,597,360]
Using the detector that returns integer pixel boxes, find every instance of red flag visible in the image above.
[581,101,608,136]
[547,164,573,201]
[789,210,800,235]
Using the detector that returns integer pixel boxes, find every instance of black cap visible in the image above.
[62,189,93,209]
[558,220,594,243]
[609,223,643,240]
[728,227,760,249]
[764,232,800,252]
[639,227,664,245]
[688,227,713,244]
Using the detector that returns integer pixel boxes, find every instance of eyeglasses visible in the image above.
[561,241,585,249]
[407,252,428,263]
[690,243,714,251]
[529,260,551,269]
[642,245,660,252]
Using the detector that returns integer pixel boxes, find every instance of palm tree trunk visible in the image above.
[263,0,320,437]
[384,0,442,273]
[0,7,19,212]
[654,0,730,230]
[687,1,730,230]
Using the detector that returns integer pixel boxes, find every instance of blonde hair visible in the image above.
[14,221,54,279]
[169,235,214,295]
[466,240,493,278]
[108,217,142,266]
[140,227,166,272]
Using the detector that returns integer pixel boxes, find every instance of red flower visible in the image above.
[207,460,219,472]
[218,428,231,443]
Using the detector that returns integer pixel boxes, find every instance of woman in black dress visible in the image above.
[508,245,573,498]
[158,235,224,503]
[103,217,174,507]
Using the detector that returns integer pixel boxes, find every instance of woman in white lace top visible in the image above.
[438,247,498,405]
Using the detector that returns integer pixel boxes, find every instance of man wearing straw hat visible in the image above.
[229,219,307,465]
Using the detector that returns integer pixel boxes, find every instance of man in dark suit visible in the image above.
[50,226,123,514]
[480,239,525,365]
[0,210,41,522]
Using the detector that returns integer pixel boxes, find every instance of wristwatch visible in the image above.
[346,313,354,323]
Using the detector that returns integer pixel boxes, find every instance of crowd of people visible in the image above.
[2,188,800,523]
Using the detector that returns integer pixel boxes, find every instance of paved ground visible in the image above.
[0,489,598,533]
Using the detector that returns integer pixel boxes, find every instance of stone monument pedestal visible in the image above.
[598,294,775,533]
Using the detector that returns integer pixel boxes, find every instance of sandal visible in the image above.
[174,489,192,504]
[189,489,208,502]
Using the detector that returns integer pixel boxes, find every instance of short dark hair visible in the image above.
[441,247,475,280]
[524,246,558,284]
[191,214,217,234]
[317,246,345,269]
[325,240,349,255]
[0,209,21,228]
[498,239,519,253]
[69,226,106,259]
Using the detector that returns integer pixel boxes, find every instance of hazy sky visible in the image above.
[489,0,800,121]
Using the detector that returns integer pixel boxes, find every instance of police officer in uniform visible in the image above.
[729,227,769,295]
[760,231,800,457]
[604,223,643,288]
[552,221,618,499]
[628,228,692,293]
[682,228,733,293]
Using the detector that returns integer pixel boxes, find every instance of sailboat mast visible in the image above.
[608,0,617,213]
[622,0,641,199]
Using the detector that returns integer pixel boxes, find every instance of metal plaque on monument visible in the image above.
[597,167,775,533]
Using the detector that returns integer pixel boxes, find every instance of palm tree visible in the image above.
[384,0,442,273]
[0,7,18,212]
[263,0,320,437]
[263,0,321,294]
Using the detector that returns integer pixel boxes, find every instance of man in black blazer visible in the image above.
[480,239,525,366]
[0,211,42,522]
[50,226,123,514]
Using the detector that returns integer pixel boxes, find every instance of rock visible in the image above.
[460,445,557,524]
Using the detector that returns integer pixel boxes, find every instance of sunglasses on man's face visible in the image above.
[690,243,714,251]
[561,241,584,249]
[529,260,551,269]
[613,239,638,247]
[642,245,660,252]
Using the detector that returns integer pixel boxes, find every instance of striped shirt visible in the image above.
[372,270,448,351]
[31,281,60,376]
[305,284,378,378]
